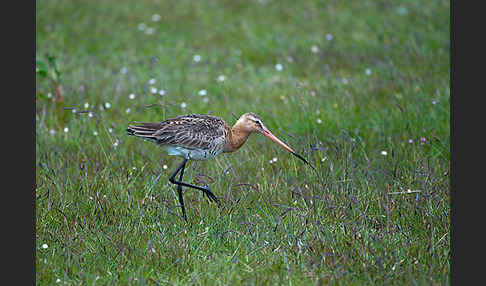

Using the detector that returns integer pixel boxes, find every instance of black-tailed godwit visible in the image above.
[126,112,310,221]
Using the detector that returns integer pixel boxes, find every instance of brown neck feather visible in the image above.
[224,122,252,152]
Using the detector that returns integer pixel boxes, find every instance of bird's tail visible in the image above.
[126,122,162,142]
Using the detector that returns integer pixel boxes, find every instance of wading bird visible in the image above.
[126,112,311,221]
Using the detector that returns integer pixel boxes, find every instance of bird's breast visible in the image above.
[162,145,222,161]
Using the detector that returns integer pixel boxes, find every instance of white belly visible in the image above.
[162,146,220,160]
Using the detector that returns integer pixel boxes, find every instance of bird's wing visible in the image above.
[127,114,228,150]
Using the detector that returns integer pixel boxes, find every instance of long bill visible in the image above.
[261,128,313,168]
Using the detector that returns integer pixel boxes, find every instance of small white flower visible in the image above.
[104,102,111,109]
[163,164,168,170]
[42,243,48,249]
[198,89,207,96]
[151,87,158,94]
[49,129,56,135]
[129,93,136,99]
[316,118,322,124]
[138,23,146,31]
[93,131,98,136]
[47,92,52,98]
[365,68,372,75]
[72,109,77,114]
[64,127,69,133]
[149,78,156,85]
[217,75,226,82]
[120,67,127,74]
[408,139,413,144]
[202,97,209,103]
[272,157,278,163]
[152,14,161,22]
[193,54,201,62]
[326,33,333,41]
[275,63,283,71]
[113,139,119,147]
[311,45,319,53]
[108,128,113,133]
[84,102,90,109]
[342,78,349,84]
[311,91,316,97]
[158,89,166,95]
[396,6,408,15]
[145,27,154,35]
[381,150,388,156]
[180,102,187,108]
[125,108,131,114]
[88,112,94,118]
[56,278,61,283]
[432,100,437,105]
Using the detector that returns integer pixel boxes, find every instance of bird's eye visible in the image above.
[255,120,262,127]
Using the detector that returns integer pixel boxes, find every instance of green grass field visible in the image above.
[36,0,450,284]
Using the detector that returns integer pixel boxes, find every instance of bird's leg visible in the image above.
[177,159,187,221]
[169,158,219,209]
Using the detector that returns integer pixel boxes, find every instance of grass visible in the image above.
[36,0,450,284]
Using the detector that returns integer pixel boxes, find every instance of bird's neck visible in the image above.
[225,122,252,152]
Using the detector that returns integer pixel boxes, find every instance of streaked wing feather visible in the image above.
[127,114,228,151]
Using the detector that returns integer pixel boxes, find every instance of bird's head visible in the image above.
[236,112,312,165]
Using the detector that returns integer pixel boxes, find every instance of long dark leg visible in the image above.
[169,158,219,219]
[177,160,187,221]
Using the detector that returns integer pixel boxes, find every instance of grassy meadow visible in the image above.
[36,0,450,284]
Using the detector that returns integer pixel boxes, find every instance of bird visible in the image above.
[126,112,311,221]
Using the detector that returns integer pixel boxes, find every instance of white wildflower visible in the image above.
[138,23,146,31]
[152,14,161,22]
[145,27,154,35]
